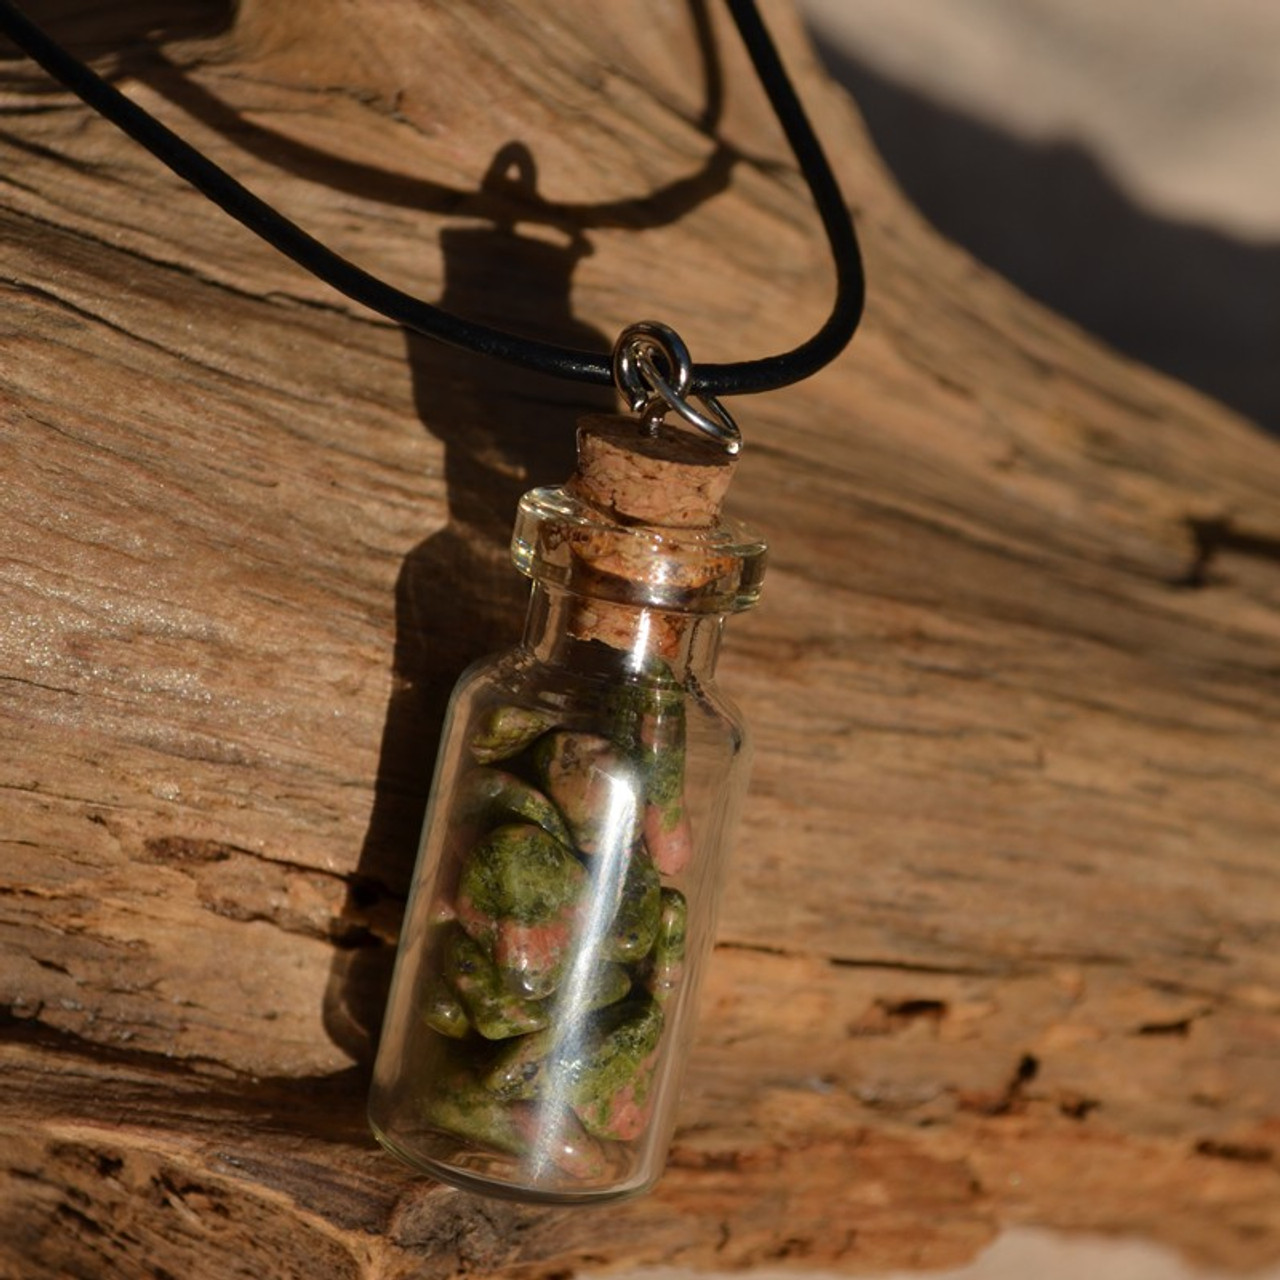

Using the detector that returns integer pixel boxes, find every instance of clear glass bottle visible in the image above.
[369,447,766,1204]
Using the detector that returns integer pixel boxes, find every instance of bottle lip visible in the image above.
[511,486,767,614]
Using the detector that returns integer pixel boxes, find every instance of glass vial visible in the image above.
[369,415,766,1203]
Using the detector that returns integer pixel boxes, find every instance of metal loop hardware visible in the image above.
[613,321,743,456]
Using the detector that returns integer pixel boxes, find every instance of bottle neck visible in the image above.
[522,583,724,685]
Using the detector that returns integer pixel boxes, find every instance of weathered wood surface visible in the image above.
[3,1,1280,1276]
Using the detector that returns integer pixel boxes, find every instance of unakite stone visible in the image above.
[508,1103,611,1181]
[586,961,633,1012]
[610,670,692,875]
[469,704,555,764]
[605,845,661,964]
[608,658,679,748]
[644,802,693,876]
[422,1069,527,1157]
[423,1069,612,1183]
[422,973,470,1038]
[646,887,687,1003]
[459,767,571,845]
[636,687,687,813]
[533,731,642,857]
[482,964,633,1101]
[563,998,664,1141]
[483,1027,555,1101]
[442,927,549,1040]
[455,822,585,999]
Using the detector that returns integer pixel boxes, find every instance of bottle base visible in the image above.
[369,1118,658,1206]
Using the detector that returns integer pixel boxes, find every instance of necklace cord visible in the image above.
[0,0,864,396]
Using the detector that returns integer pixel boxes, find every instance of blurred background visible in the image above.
[800,0,1280,434]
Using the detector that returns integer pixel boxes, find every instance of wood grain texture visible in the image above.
[3,1,1280,1275]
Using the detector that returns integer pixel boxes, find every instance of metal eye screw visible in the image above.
[613,321,742,456]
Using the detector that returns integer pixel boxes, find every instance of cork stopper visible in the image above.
[565,414,735,530]
[509,412,765,650]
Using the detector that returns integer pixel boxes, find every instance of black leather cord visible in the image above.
[0,0,864,396]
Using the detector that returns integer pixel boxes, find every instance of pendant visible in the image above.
[368,323,766,1203]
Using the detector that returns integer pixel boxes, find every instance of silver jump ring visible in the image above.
[634,348,742,455]
[612,320,743,456]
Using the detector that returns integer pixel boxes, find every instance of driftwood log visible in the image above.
[4,1,1280,1275]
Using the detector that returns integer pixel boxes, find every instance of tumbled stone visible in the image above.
[459,766,571,845]
[483,1027,555,1101]
[421,1065,527,1157]
[605,845,661,964]
[469,703,556,764]
[562,998,664,1141]
[644,801,694,877]
[586,961,633,1011]
[455,822,585,999]
[481,961,633,1101]
[645,887,687,1003]
[442,927,549,1040]
[611,671,692,875]
[533,731,642,856]
[509,1103,611,1181]
[422,1063,612,1182]
[422,973,471,1038]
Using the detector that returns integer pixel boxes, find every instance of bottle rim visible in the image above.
[511,486,767,614]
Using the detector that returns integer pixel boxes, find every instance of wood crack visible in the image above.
[1180,514,1280,590]
[714,939,1008,978]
